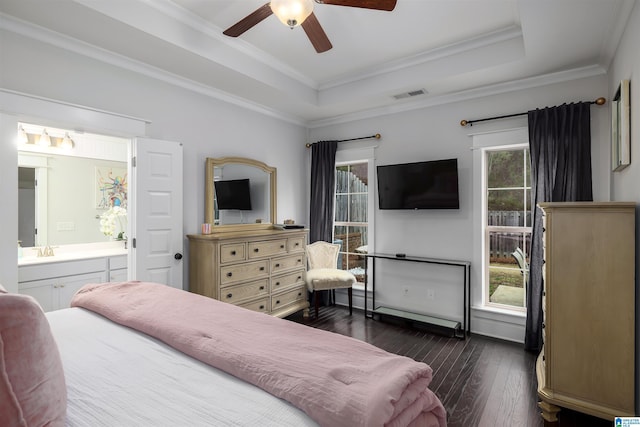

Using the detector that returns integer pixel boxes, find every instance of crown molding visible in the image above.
[0,12,308,127]
[307,64,607,128]
[319,25,523,91]
[0,10,611,130]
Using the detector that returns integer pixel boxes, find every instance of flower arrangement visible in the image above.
[100,206,127,240]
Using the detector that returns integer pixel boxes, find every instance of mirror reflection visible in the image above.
[17,123,129,247]
[205,157,276,231]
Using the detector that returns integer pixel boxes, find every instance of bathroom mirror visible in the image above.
[205,157,276,232]
[17,123,129,248]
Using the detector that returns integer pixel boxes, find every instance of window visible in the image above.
[485,147,531,310]
[333,161,369,285]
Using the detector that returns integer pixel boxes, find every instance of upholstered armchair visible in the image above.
[304,241,356,318]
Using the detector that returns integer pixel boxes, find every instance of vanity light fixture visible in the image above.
[18,126,29,144]
[38,129,51,147]
[60,132,74,150]
[270,0,314,28]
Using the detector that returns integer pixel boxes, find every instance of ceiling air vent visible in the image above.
[392,89,427,100]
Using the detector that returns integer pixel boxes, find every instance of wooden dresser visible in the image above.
[187,228,309,318]
[537,202,636,424]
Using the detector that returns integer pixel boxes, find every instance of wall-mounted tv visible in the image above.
[214,178,252,210]
[377,158,459,210]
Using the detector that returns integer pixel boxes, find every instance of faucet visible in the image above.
[35,246,56,257]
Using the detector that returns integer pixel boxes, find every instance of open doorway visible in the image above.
[18,167,36,247]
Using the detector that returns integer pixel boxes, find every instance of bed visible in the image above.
[0,281,447,427]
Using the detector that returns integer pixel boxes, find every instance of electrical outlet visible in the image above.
[427,289,435,300]
[56,221,75,231]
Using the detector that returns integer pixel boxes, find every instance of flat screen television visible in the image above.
[377,158,459,209]
[214,178,252,210]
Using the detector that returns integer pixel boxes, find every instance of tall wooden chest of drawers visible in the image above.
[536,202,636,423]
[187,228,309,318]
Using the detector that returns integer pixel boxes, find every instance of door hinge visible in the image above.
[131,156,136,167]
[132,238,136,249]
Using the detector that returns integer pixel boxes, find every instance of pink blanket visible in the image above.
[71,281,447,427]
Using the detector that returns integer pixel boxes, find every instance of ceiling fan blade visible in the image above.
[316,0,397,11]
[301,12,333,53]
[223,3,273,37]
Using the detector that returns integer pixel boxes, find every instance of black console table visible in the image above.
[364,253,471,339]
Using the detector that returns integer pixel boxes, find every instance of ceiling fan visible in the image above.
[223,0,397,53]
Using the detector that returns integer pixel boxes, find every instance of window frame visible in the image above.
[333,147,375,290]
[482,143,531,312]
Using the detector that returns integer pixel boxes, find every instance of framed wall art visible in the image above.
[611,79,630,171]
[95,166,128,209]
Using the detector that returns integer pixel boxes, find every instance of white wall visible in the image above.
[310,74,610,341]
[0,30,308,292]
[609,1,640,204]
[606,0,640,412]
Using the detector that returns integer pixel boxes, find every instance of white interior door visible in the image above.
[129,138,183,289]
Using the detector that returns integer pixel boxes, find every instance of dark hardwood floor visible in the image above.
[287,306,610,427]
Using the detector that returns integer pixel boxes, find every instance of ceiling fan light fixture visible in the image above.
[270,0,314,28]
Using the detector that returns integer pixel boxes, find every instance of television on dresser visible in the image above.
[377,158,459,210]
[214,178,252,210]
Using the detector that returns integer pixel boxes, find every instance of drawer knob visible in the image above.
[297,276,302,280]
[254,248,259,253]
[259,305,265,310]
[542,323,545,329]
[259,267,265,271]
[295,242,299,246]
[280,244,285,249]
[297,259,301,263]
[259,286,265,290]
[226,293,233,299]
[227,272,233,277]
[275,300,280,305]
[298,292,302,296]
[231,250,236,255]
[275,282,280,286]
[275,263,280,267]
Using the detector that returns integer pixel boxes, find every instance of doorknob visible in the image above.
[174,253,183,260]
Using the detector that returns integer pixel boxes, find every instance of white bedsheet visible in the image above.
[46,308,318,427]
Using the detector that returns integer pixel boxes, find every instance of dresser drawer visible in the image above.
[220,260,269,285]
[287,236,305,252]
[248,239,287,259]
[220,279,269,304]
[271,285,306,311]
[238,297,270,314]
[271,254,305,275]
[220,243,246,264]
[271,269,305,293]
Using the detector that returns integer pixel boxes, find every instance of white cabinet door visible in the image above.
[109,269,128,282]
[20,280,56,312]
[57,271,106,309]
[20,271,106,311]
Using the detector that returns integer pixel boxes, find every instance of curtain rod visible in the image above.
[459,97,607,127]
[305,133,381,148]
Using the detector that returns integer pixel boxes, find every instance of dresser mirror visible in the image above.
[205,157,277,231]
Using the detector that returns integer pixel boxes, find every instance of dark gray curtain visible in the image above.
[309,141,338,243]
[525,102,593,353]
